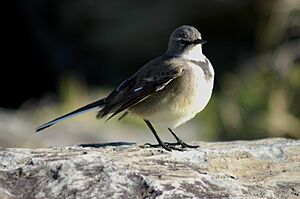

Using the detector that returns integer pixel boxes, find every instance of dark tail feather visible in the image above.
[35,98,106,132]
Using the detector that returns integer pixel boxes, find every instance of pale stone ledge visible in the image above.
[0,138,299,198]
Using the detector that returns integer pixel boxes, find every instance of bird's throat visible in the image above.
[181,44,205,62]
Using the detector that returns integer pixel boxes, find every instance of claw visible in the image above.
[165,141,198,149]
[143,142,185,151]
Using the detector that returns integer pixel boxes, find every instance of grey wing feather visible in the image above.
[97,61,183,120]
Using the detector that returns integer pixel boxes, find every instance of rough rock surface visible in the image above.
[0,138,299,199]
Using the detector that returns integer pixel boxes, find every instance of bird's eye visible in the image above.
[179,39,187,46]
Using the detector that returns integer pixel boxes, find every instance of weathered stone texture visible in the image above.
[0,138,299,198]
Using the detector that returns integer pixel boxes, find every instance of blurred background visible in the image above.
[1,0,299,147]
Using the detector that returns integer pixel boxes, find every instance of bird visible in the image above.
[36,25,215,151]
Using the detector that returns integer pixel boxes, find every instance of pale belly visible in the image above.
[130,63,214,128]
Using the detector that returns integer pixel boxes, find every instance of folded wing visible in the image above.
[97,62,183,120]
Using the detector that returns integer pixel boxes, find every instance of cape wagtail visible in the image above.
[36,25,215,151]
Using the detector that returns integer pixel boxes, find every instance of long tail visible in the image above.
[35,98,106,132]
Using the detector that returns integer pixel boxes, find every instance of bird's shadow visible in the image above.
[79,142,136,148]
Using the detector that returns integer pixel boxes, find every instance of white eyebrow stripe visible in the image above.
[133,87,143,92]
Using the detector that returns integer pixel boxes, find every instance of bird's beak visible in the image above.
[193,39,207,45]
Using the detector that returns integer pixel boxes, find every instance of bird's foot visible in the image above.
[143,142,184,151]
[165,140,199,149]
[166,128,199,149]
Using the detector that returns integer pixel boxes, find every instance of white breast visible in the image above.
[172,59,214,127]
[145,57,214,128]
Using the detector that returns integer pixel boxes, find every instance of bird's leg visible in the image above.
[143,120,183,151]
[166,128,199,148]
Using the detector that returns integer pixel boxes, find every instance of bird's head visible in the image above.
[166,25,206,60]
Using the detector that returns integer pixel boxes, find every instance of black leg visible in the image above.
[143,120,186,151]
[167,128,199,148]
[143,119,173,151]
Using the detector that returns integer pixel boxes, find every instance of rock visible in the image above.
[0,138,299,199]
